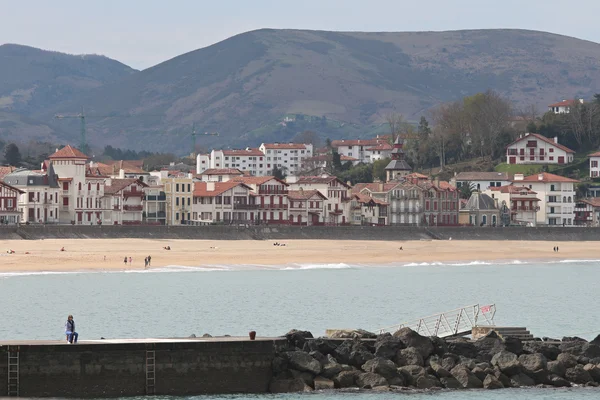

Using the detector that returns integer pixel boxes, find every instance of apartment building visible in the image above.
[143,184,167,225]
[191,181,253,224]
[331,136,392,163]
[589,151,600,178]
[259,143,314,176]
[0,181,24,224]
[506,133,575,165]
[350,193,388,225]
[103,178,147,225]
[213,148,267,176]
[151,170,194,225]
[453,172,512,191]
[287,174,351,224]
[231,176,289,224]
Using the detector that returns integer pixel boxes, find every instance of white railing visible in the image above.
[377,304,496,338]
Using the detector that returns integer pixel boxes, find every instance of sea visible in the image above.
[1,259,600,399]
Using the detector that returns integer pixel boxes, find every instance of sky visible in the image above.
[2,0,600,70]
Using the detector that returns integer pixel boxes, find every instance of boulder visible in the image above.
[503,337,524,355]
[458,357,476,370]
[556,352,578,368]
[523,342,560,361]
[471,366,487,382]
[306,338,338,355]
[591,334,600,346]
[309,351,327,365]
[416,374,443,389]
[510,372,536,387]
[269,378,311,393]
[583,363,600,382]
[398,365,427,386]
[395,347,424,367]
[441,356,457,371]
[483,374,504,389]
[202,333,212,338]
[374,333,404,359]
[493,367,513,388]
[565,365,593,384]
[491,351,521,376]
[329,329,377,339]
[473,331,506,361]
[549,375,571,387]
[429,359,452,378]
[333,339,373,367]
[285,351,322,375]
[440,376,463,389]
[450,365,483,389]
[333,370,360,388]
[272,356,288,374]
[290,369,314,386]
[393,327,434,358]
[362,357,400,381]
[430,336,449,356]
[313,376,335,390]
[519,353,548,375]
[446,338,478,359]
[356,372,388,389]
[321,356,343,379]
[547,360,566,377]
[285,330,314,349]
[582,344,600,359]
[559,341,585,357]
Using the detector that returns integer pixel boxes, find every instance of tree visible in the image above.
[332,150,343,172]
[272,166,286,180]
[526,121,538,133]
[372,158,390,182]
[3,143,22,166]
[418,116,431,137]
[459,181,476,200]
[293,130,322,148]
[386,113,406,142]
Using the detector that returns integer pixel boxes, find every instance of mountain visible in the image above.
[9,29,600,153]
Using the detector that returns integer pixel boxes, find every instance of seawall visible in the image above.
[0,337,284,397]
[1,225,600,241]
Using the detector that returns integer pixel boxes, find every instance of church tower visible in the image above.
[385,136,412,182]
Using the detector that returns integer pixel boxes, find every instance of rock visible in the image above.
[313,376,335,390]
[321,355,343,379]
[189,334,196,338]
[519,353,548,375]
[483,374,504,389]
[471,366,487,381]
[393,327,434,358]
[395,347,424,367]
[309,351,327,365]
[374,333,404,359]
[556,353,578,368]
[362,357,400,381]
[547,360,566,377]
[333,339,373,367]
[565,365,593,384]
[504,337,524,355]
[473,331,506,361]
[591,334,600,346]
[416,374,443,389]
[491,351,521,376]
[430,336,449,356]
[440,376,463,388]
[306,338,338,355]
[285,330,314,349]
[523,342,560,361]
[285,351,322,375]
[441,356,457,371]
[559,341,585,357]
[333,370,359,388]
[549,375,571,387]
[398,365,427,386]
[290,369,314,386]
[582,344,600,359]
[202,333,212,338]
[272,356,288,374]
[562,336,587,342]
[458,357,476,370]
[493,367,513,387]
[583,363,600,382]
[356,372,388,389]
[446,338,478,359]
[510,372,536,387]
[450,365,483,389]
[429,359,452,378]
[269,378,311,393]
[329,329,377,339]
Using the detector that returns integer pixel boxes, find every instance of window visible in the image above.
[176,198,180,206]
[187,184,191,192]
[187,198,191,206]
[550,184,555,191]
[549,157,554,161]
[592,161,599,168]
[549,148,554,153]
[176,213,179,221]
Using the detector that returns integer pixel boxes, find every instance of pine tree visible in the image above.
[3,143,21,166]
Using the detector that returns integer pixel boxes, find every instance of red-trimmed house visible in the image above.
[288,190,327,226]
[0,181,24,224]
[506,133,575,165]
[231,176,289,224]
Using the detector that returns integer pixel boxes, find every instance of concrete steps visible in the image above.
[492,327,535,341]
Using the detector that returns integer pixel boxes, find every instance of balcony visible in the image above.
[329,209,343,215]
[123,190,144,197]
[124,205,143,211]
[146,211,166,218]
[511,206,540,212]
[113,205,120,211]
[260,203,287,209]
[392,208,420,213]
[145,194,166,201]
[233,203,259,210]
[62,190,70,196]
[258,188,288,195]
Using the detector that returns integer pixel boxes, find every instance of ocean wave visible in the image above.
[282,263,354,270]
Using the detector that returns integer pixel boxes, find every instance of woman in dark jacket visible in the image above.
[65,315,78,343]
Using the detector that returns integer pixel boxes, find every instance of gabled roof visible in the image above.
[104,179,147,195]
[385,159,412,171]
[518,172,579,183]
[353,193,388,206]
[295,175,351,188]
[506,133,575,153]
[261,143,308,150]
[0,166,16,180]
[581,198,600,207]
[405,172,429,180]
[48,145,89,159]
[351,182,401,194]
[200,168,244,176]
[490,184,537,195]
[548,99,579,107]
[366,143,393,151]
[455,172,512,181]
[287,189,327,200]
[588,151,600,158]
[103,160,145,174]
[193,182,252,197]
[230,176,288,186]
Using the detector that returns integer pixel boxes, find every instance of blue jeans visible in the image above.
[66,331,78,343]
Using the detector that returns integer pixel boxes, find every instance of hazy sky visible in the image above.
[2,0,599,70]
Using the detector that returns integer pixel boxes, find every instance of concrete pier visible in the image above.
[0,337,285,397]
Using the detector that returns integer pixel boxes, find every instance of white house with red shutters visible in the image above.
[230,176,289,224]
[191,181,254,224]
[287,189,326,225]
[103,178,147,225]
[287,174,351,225]
[548,99,584,114]
[589,151,600,178]
[0,181,24,224]
[506,133,575,165]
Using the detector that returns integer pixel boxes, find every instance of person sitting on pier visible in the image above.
[65,314,78,344]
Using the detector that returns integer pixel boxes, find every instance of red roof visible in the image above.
[193,182,252,197]
[261,143,308,150]
[231,176,288,186]
[588,151,600,157]
[200,168,244,176]
[104,179,147,195]
[490,185,537,195]
[582,198,600,207]
[353,193,388,206]
[548,99,578,107]
[351,182,400,194]
[506,133,575,154]
[287,189,327,200]
[0,166,16,180]
[48,145,89,159]
[518,172,579,183]
[295,175,351,188]
[221,148,264,157]
[366,143,393,151]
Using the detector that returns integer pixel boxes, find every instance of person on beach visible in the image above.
[128,257,132,265]
[144,257,148,269]
[147,255,151,266]
[65,315,78,344]
[123,256,127,265]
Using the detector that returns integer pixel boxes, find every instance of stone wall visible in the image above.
[0,339,283,397]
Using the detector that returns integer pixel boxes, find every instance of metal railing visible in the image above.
[376,303,496,338]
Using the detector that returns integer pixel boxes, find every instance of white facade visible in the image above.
[548,99,583,114]
[102,179,146,225]
[191,181,253,224]
[287,175,351,224]
[196,154,210,174]
[484,185,540,227]
[259,143,313,176]
[589,153,600,178]
[3,169,61,224]
[453,172,512,191]
[331,137,392,164]
[506,133,574,165]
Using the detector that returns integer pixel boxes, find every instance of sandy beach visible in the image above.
[0,238,597,273]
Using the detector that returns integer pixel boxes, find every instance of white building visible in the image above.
[331,137,392,164]
[287,174,351,225]
[485,184,540,227]
[196,168,244,183]
[506,133,575,165]
[453,172,513,191]
[589,151,600,178]
[230,176,290,224]
[514,172,578,226]
[287,189,326,225]
[350,193,389,226]
[548,99,584,114]
[215,148,267,176]
[0,181,24,224]
[259,143,313,176]
[102,178,147,225]
[191,181,253,224]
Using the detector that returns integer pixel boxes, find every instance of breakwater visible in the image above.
[2,225,600,241]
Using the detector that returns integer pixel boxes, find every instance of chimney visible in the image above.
[514,173,524,181]
[379,182,384,192]
[119,169,125,179]
[206,182,215,191]
[538,174,544,181]
[434,176,440,187]
[554,136,558,144]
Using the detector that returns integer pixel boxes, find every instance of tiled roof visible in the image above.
[48,145,89,159]
[548,99,578,107]
[588,151,600,157]
[455,172,512,181]
[200,168,244,176]
[193,182,252,197]
[261,143,308,150]
[331,139,381,147]
[405,172,429,180]
[506,133,575,153]
[351,182,400,194]
[0,166,16,180]
[231,176,288,186]
[490,184,537,195]
[353,193,388,206]
[365,143,393,151]
[103,160,145,174]
[287,189,327,200]
[295,175,351,187]
[582,198,600,207]
[104,179,146,195]
[518,172,579,183]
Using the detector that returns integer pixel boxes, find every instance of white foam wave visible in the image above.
[282,263,354,270]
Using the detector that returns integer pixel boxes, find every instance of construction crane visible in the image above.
[191,123,219,156]
[54,107,90,154]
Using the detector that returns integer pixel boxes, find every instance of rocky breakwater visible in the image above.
[269,329,600,392]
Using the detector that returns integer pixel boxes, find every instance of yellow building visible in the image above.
[153,171,194,225]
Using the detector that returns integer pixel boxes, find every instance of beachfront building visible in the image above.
[459,193,501,226]
[196,168,244,183]
[143,184,167,225]
[0,180,24,224]
[191,181,254,224]
[259,143,314,176]
[287,174,351,225]
[505,133,575,165]
[513,172,578,226]
[331,137,392,164]
[350,193,388,225]
[231,176,289,224]
[287,189,327,225]
[3,166,60,224]
[452,172,512,191]
[385,137,412,181]
[214,148,267,176]
[151,170,194,225]
[485,185,541,227]
[102,178,147,225]
[589,151,600,178]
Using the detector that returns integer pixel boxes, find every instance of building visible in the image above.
[287,174,351,224]
[3,166,60,224]
[143,185,167,225]
[548,99,584,114]
[331,137,392,164]
[196,168,244,182]
[191,181,254,224]
[418,179,460,226]
[0,181,24,224]
[485,185,540,227]
[212,148,267,176]
[452,172,512,191]
[459,193,501,226]
[506,133,575,165]
[103,178,147,225]
[385,137,412,181]
[350,193,388,225]
[151,171,194,225]
[589,151,600,178]
[574,198,600,226]
[287,189,326,225]
[301,154,359,174]
[259,143,313,176]
[513,172,578,226]
[231,176,289,224]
